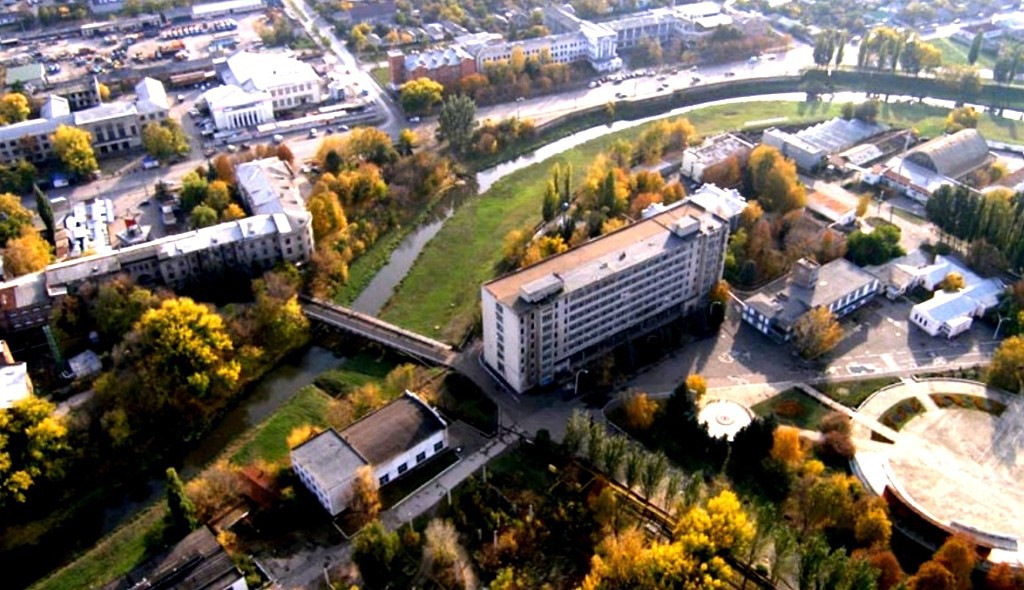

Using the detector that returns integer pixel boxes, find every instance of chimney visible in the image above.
[791,258,820,289]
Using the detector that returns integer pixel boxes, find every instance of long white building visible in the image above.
[481,202,730,393]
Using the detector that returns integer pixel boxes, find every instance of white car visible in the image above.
[408,116,421,123]
[273,134,284,143]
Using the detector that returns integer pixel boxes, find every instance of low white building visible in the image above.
[681,133,753,184]
[191,0,264,19]
[905,256,1004,338]
[291,392,449,516]
[204,51,322,130]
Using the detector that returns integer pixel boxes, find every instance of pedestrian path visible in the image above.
[793,383,901,442]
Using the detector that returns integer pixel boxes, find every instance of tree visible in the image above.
[685,374,708,403]
[911,560,956,590]
[180,170,209,212]
[111,298,240,424]
[0,192,34,246]
[275,143,294,165]
[792,307,842,359]
[934,535,976,590]
[98,83,110,101]
[93,276,161,343]
[868,550,904,590]
[946,106,980,133]
[221,203,246,221]
[968,32,984,65]
[986,562,1024,590]
[748,145,806,212]
[854,100,880,123]
[0,395,67,506]
[306,189,347,241]
[846,225,905,265]
[771,426,804,466]
[51,124,98,177]
[351,465,381,522]
[582,528,730,590]
[399,77,443,114]
[0,92,30,124]
[166,467,198,533]
[189,204,218,228]
[438,94,477,153]
[204,180,231,213]
[622,390,656,430]
[856,194,871,218]
[396,128,417,156]
[639,452,668,500]
[986,336,1024,392]
[34,185,54,243]
[353,520,400,589]
[2,228,51,277]
[855,505,892,548]
[142,120,188,161]
[939,272,965,292]
[423,519,473,589]
[710,280,730,305]
[542,179,559,222]
[677,489,753,555]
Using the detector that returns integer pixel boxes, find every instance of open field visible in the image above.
[380,99,1024,342]
[930,37,997,70]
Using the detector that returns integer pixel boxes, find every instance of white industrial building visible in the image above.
[762,117,889,172]
[291,392,449,516]
[202,51,322,130]
[868,251,1003,338]
[481,202,731,393]
[191,0,265,19]
[874,129,992,203]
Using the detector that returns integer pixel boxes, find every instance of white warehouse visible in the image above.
[481,202,731,393]
[290,392,448,516]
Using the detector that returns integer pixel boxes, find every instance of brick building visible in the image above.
[387,46,477,88]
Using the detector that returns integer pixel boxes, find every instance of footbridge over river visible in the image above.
[300,297,457,367]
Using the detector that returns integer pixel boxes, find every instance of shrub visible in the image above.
[817,430,855,461]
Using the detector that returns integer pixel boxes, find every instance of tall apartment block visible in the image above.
[481,202,730,393]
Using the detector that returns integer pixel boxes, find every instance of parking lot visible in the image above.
[625,296,1002,393]
[0,12,269,87]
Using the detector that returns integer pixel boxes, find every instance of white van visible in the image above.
[308,128,318,138]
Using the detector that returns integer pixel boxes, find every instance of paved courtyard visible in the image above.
[627,296,1001,393]
[853,380,1024,564]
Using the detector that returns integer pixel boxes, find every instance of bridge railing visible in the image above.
[300,296,454,354]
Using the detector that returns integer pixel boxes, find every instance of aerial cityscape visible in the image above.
[1,0,1023,588]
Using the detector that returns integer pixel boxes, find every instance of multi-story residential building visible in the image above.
[201,51,322,130]
[0,162,312,332]
[50,76,103,111]
[387,46,477,87]
[0,77,169,166]
[291,392,448,516]
[740,258,880,342]
[481,202,731,393]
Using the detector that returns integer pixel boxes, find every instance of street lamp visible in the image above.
[574,369,589,398]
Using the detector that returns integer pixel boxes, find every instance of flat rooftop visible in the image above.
[342,393,446,464]
[484,202,722,307]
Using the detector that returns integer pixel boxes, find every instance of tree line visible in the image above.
[925,184,1024,274]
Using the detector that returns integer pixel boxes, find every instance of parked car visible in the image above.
[308,128,318,138]
[273,134,284,143]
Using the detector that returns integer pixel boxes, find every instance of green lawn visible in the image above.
[380,99,1024,342]
[751,387,831,430]
[230,384,334,466]
[815,376,901,408]
[30,505,167,590]
[930,37,997,69]
[370,65,390,88]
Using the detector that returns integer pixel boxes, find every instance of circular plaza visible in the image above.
[852,379,1024,563]
[698,399,753,441]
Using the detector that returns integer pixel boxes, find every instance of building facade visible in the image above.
[481,203,730,393]
[291,392,448,516]
[202,51,322,130]
[0,77,169,166]
[387,46,477,87]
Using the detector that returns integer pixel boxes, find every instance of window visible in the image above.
[379,474,390,485]
[434,441,444,452]
[416,451,427,463]
[397,463,408,474]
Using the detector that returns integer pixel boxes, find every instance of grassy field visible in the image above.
[815,376,901,408]
[751,387,831,430]
[230,384,334,466]
[380,98,1024,342]
[930,37,997,69]
[30,505,167,590]
[370,65,390,88]
[335,226,406,305]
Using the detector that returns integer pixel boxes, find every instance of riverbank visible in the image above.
[379,98,1024,343]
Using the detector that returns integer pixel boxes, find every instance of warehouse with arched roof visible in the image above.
[905,128,991,179]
